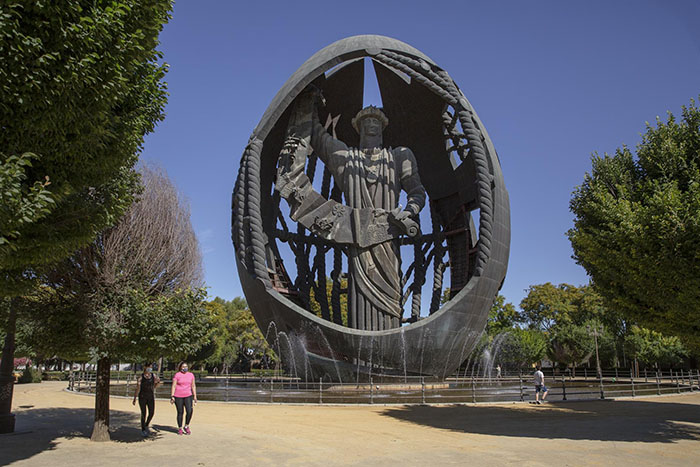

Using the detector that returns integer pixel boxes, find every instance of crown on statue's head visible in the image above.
[351,105,389,133]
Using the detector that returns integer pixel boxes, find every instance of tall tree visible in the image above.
[498,328,548,370]
[519,283,629,370]
[547,321,618,374]
[40,167,207,441]
[0,1,172,433]
[519,283,581,331]
[624,326,687,370]
[568,98,700,349]
[487,294,522,335]
[200,297,275,373]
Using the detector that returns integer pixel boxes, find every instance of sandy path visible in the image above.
[1,382,699,466]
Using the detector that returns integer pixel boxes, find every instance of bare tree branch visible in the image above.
[43,165,203,333]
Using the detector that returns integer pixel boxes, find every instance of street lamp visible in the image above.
[587,324,604,379]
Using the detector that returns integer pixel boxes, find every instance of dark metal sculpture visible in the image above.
[232,35,510,381]
[278,94,426,331]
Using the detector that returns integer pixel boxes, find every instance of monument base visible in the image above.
[302,352,428,383]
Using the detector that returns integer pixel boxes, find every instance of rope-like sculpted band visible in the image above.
[371,49,493,277]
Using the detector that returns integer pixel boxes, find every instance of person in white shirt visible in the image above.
[534,365,548,404]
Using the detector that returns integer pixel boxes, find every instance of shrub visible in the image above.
[18,366,42,384]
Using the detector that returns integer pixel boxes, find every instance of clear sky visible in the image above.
[142,0,700,308]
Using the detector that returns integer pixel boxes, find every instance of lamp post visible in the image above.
[587,324,604,379]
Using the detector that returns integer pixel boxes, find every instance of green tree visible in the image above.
[548,323,594,374]
[521,283,620,329]
[498,328,548,370]
[0,1,171,290]
[201,297,275,373]
[519,283,631,366]
[0,1,172,433]
[624,326,687,369]
[595,326,619,368]
[121,288,211,363]
[487,294,521,335]
[519,283,580,331]
[4,288,89,363]
[568,98,700,349]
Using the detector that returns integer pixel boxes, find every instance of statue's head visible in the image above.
[352,106,388,137]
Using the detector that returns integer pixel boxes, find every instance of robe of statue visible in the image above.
[311,120,426,330]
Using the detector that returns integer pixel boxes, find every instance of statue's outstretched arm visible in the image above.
[310,111,349,186]
[311,113,348,164]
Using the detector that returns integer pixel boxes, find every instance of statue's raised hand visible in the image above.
[293,85,324,121]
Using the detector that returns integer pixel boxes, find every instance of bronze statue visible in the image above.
[315,102,425,330]
[278,92,426,330]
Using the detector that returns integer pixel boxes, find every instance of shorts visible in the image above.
[535,384,548,393]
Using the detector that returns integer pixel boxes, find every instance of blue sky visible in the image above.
[142,0,700,309]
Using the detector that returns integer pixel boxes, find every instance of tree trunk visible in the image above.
[90,356,111,442]
[0,303,18,434]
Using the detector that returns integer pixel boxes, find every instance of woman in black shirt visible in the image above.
[132,364,161,436]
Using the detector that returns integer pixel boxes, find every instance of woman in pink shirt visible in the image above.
[170,361,197,435]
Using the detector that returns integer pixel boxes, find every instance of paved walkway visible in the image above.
[1,382,699,466]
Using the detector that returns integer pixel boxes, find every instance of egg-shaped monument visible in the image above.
[232,35,510,382]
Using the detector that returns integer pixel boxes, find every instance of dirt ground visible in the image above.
[1,381,699,466]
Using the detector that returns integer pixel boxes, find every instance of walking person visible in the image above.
[132,363,161,437]
[496,364,502,379]
[171,361,197,435]
[534,365,548,404]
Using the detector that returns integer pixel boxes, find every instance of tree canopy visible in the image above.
[568,98,700,349]
[0,1,172,294]
[197,297,275,373]
[486,294,522,335]
[497,328,548,370]
[467,284,691,373]
[624,326,687,369]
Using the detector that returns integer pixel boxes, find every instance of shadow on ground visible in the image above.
[380,399,700,443]
[0,407,158,465]
[151,424,179,434]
